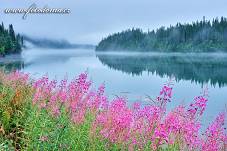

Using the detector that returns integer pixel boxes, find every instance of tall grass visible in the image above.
[0,70,226,150]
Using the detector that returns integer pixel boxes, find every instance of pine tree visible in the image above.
[0,23,22,55]
[9,24,16,42]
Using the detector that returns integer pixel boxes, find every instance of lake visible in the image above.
[1,48,227,127]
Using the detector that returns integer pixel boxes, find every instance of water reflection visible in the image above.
[0,61,24,72]
[97,53,227,87]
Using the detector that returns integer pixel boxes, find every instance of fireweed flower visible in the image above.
[188,96,208,117]
[3,70,29,88]
[202,112,226,151]
[132,102,140,111]
[156,84,173,112]
[9,71,225,151]
[95,97,133,143]
[57,79,68,103]
[160,85,173,99]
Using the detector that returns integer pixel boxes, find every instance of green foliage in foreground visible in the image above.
[0,71,181,151]
[96,17,227,52]
[2,71,225,151]
[24,108,115,151]
[24,109,180,151]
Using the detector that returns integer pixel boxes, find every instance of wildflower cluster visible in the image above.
[32,72,108,125]
[0,70,226,150]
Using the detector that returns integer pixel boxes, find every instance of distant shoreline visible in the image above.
[95,51,227,55]
[96,48,227,53]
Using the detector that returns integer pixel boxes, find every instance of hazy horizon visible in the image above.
[1,0,227,45]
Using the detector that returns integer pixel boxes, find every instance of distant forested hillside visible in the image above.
[96,17,227,52]
[0,22,23,56]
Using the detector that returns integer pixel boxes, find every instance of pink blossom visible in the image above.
[7,71,225,151]
[202,112,226,151]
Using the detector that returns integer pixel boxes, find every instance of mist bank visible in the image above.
[23,35,95,49]
[96,17,227,52]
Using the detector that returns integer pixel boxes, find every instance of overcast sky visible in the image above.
[0,0,227,44]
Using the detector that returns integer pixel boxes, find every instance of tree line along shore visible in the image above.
[96,17,227,52]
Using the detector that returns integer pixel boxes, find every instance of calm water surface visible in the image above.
[1,48,227,127]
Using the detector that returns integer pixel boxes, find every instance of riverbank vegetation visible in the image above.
[0,23,23,56]
[0,70,226,150]
[96,17,227,52]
